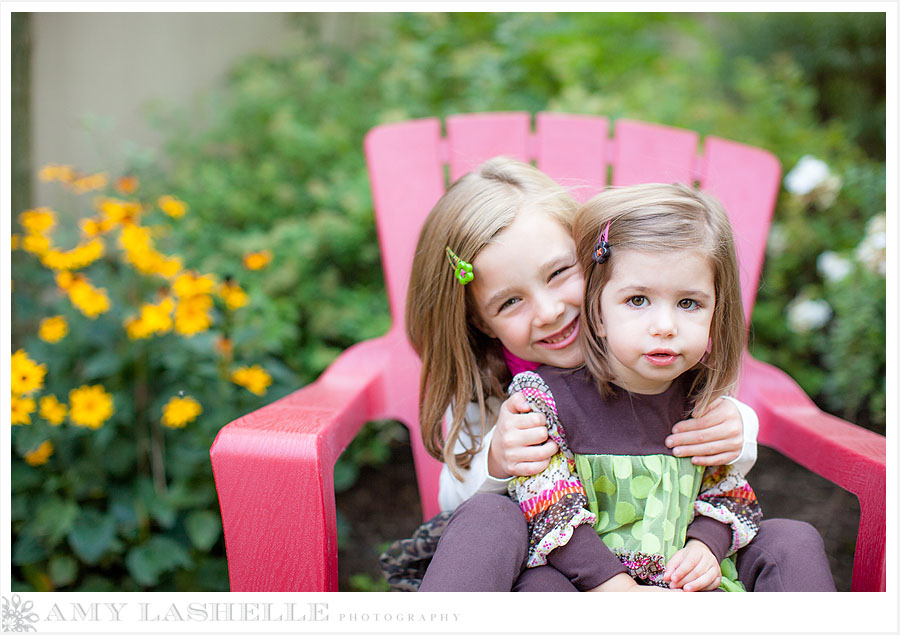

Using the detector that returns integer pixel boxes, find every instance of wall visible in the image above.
[30,12,298,203]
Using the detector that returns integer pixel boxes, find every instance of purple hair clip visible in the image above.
[592,220,611,264]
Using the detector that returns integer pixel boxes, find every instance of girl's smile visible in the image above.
[470,208,585,370]
[537,315,580,348]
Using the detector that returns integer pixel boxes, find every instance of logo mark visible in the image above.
[1,594,39,632]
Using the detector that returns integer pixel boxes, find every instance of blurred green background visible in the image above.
[9,12,886,592]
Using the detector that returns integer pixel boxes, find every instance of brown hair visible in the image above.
[573,182,746,414]
[406,157,577,479]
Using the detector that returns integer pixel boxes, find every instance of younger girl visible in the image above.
[385,158,759,591]
[505,183,834,591]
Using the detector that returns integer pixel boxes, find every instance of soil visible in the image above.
[336,427,859,591]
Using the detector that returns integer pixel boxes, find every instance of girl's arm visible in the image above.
[437,395,560,512]
[666,396,759,474]
[689,464,763,558]
[437,403,510,513]
[505,373,603,563]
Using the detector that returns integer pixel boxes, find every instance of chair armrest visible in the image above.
[737,354,886,591]
[210,329,423,591]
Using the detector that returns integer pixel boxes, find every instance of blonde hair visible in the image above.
[407,157,577,479]
[573,182,745,415]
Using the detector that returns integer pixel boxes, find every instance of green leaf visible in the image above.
[332,458,358,493]
[31,497,79,548]
[185,510,222,551]
[10,460,43,492]
[137,477,176,529]
[126,536,192,587]
[13,533,48,566]
[67,509,117,565]
[49,554,79,587]
[81,349,124,381]
[126,544,160,586]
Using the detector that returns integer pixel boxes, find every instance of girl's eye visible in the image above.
[498,297,520,312]
[678,298,699,310]
[627,296,647,307]
[549,265,573,281]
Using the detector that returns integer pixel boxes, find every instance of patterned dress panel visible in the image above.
[576,453,705,586]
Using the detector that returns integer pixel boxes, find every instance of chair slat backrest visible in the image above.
[365,112,781,331]
[535,112,609,203]
[445,112,533,181]
[699,137,781,320]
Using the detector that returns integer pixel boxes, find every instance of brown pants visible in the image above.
[419,493,836,592]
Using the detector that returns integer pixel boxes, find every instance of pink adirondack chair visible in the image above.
[209,112,886,592]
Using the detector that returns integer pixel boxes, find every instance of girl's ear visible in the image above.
[468,309,496,339]
[473,317,496,339]
[595,314,606,339]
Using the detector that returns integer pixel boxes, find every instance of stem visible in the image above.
[139,342,167,496]
[150,417,168,496]
[134,345,151,478]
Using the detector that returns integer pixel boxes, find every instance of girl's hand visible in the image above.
[487,391,558,479]
[589,572,682,592]
[665,397,742,466]
[663,539,721,592]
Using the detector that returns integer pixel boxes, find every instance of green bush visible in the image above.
[12,12,884,592]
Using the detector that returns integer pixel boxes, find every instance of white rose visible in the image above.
[766,223,789,258]
[786,296,833,333]
[817,251,853,283]
[854,213,887,276]
[784,155,830,195]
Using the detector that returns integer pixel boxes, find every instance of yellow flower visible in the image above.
[154,254,182,278]
[12,234,21,250]
[230,365,272,396]
[55,271,75,290]
[219,280,249,310]
[158,195,188,218]
[80,217,104,237]
[116,175,140,195]
[22,233,52,255]
[39,164,76,183]
[66,277,111,318]
[19,207,57,234]
[243,250,272,271]
[97,197,142,226]
[124,316,152,340]
[71,172,108,194]
[125,298,174,339]
[161,395,202,429]
[172,271,216,298]
[39,395,68,425]
[39,316,68,343]
[25,441,54,466]
[120,224,153,251]
[69,384,114,429]
[11,349,46,395]
[174,294,214,336]
[118,225,181,277]
[12,394,36,425]
[40,238,105,271]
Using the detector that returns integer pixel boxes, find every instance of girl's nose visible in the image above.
[649,308,677,337]
[534,292,564,326]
